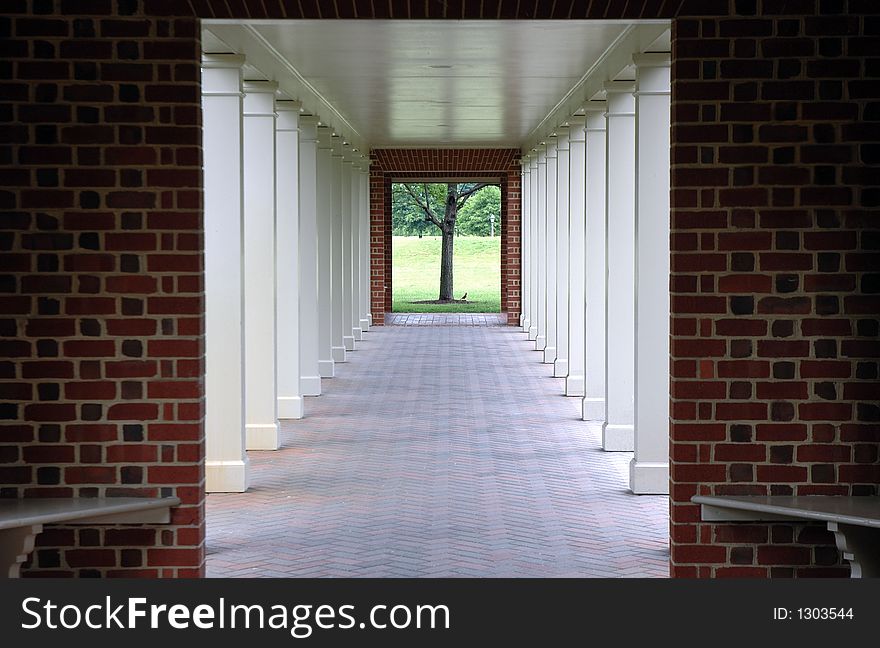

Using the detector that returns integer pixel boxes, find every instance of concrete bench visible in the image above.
[0,497,180,578]
[692,495,880,578]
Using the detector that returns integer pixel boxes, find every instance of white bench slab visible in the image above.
[0,497,180,578]
[692,495,880,578]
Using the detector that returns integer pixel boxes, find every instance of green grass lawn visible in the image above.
[392,236,500,313]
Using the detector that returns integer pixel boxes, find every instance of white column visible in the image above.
[242,80,279,450]
[275,100,303,419]
[566,116,586,397]
[602,80,637,452]
[330,136,346,363]
[358,160,371,333]
[350,158,363,342]
[316,125,335,377]
[534,144,547,351]
[528,154,538,341]
[631,54,671,494]
[341,146,356,351]
[582,102,608,420]
[520,155,531,333]
[554,127,570,378]
[202,53,249,492]
[543,136,558,365]
[298,115,322,395]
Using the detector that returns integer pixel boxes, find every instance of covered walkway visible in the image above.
[206,324,667,578]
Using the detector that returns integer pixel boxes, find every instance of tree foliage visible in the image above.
[392,183,501,237]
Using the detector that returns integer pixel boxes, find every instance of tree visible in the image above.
[399,182,488,301]
[456,185,501,236]
[391,183,432,236]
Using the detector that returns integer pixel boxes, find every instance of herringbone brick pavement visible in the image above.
[386,312,507,326]
[206,325,669,577]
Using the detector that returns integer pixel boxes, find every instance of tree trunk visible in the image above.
[439,183,458,300]
[439,225,454,300]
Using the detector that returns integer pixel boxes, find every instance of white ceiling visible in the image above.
[203,20,669,149]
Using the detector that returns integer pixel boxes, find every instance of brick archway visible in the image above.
[369,149,521,326]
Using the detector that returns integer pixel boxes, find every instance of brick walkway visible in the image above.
[206,325,669,577]
[386,312,507,326]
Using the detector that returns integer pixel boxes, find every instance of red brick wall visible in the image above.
[1,0,876,579]
[383,176,392,313]
[370,148,520,323]
[368,173,387,325]
[668,4,879,577]
[1,4,205,576]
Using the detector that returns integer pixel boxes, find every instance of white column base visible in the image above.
[565,374,585,397]
[367,313,373,326]
[519,314,526,328]
[542,346,556,364]
[301,375,321,396]
[352,327,363,341]
[206,459,250,493]
[553,358,568,378]
[277,395,303,420]
[246,423,280,451]
[535,335,546,351]
[318,360,335,378]
[527,325,537,340]
[360,318,370,331]
[343,335,355,351]
[602,422,634,452]
[629,460,669,495]
[582,397,606,421]
[331,346,346,363]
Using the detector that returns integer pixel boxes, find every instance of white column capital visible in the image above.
[583,102,608,131]
[604,81,636,117]
[201,54,244,97]
[545,136,558,158]
[299,115,318,142]
[581,100,607,114]
[201,52,246,69]
[536,143,547,163]
[275,100,301,131]
[315,123,332,148]
[603,79,636,94]
[633,52,671,68]
[275,99,302,111]
[242,80,278,116]
[243,80,278,95]
[567,115,587,142]
[331,136,344,157]
[635,53,672,97]
[555,126,570,149]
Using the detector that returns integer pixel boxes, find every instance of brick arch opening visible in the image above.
[369,149,521,326]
